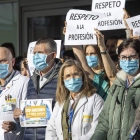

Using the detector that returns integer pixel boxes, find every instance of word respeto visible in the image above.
[95,1,121,9]
[69,13,99,20]
[131,20,140,28]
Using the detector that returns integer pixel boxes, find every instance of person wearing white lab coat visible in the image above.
[0,47,29,140]
[45,60,104,140]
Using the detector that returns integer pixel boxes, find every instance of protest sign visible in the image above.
[27,40,61,77]
[64,9,104,45]
[20,99,52,127]
[126,15,140,36]
[27,41,36,77]
[92,0,126,30]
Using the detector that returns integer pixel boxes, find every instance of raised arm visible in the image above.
[123,8,140,40]
[72,45,95,82]
[94,29,117,82]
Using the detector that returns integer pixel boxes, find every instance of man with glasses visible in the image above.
[13,37,62,140]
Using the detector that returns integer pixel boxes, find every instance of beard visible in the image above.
[109,51,116,55]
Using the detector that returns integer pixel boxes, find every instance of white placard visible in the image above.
[27,40,61,77]
[126,15,140,36]
[92,0,126,30]
[20,99,52,127]
[65,9,104,45]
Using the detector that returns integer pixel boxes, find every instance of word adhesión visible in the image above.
[98,19,123,26]
[69,13,99,20]
[68,33,94,40]
[131,20,140,28]
[95,1,121,9]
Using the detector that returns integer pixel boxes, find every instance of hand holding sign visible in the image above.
[94,29,106,52]
[123,8,130,30]
[126,15,140,39]
[130,29,140,40]
[63,21,67,35]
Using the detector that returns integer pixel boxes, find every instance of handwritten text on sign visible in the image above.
[92,0,126,30]
[126,15,140,36]
[65,9,104,45]
[25,106,46,118]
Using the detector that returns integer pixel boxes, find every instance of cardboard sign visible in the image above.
[65,9,104,45]
[92,0,126,30]
[126,15,140,36]
[27,40,61,77]
[20,99,52,127]
[25,106,46,118]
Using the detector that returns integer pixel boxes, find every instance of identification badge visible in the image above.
[2,104,12,112]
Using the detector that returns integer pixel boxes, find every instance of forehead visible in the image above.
[34,43,49,52]
[86,45,96,52]
[0,49,8,60]
[63,65,79,75]
[120,47,137,56]
[106,39,117,45]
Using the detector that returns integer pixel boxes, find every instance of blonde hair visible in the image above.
[56,60,96,105]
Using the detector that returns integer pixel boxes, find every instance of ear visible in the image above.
[12,58,15,66]
[53,52,57,59]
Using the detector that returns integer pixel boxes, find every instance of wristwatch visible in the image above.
[100,49,108,54]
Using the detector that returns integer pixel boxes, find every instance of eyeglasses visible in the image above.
[63,72,82,80]
[119,55,138,61]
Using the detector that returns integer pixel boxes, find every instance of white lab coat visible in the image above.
[0,71,29,140]
[45,93,104,140]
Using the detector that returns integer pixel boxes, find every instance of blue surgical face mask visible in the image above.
[64,77,83,93]
[120,59,139,75]
[0,63,10,79]
[33,53,52,71]
[86,55,99,68]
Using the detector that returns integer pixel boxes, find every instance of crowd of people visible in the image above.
[0,8,140,140]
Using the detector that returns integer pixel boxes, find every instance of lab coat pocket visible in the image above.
[82,112,93,134]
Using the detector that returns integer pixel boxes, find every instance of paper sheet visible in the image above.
[20,99,52,127]
[65,9,104,45]
[126,15,140,36]
[92,0,126,30]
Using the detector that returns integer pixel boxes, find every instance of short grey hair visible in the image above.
[36,37,57,53]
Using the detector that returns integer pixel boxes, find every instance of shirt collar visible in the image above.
[0,70,16,89]
[126,76,136,89]
[35,62,56,78]
[69,93,81,101]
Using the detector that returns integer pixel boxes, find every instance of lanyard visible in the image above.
[129,124,139,140]
[0,90,2,94]
[69,106,74,133]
